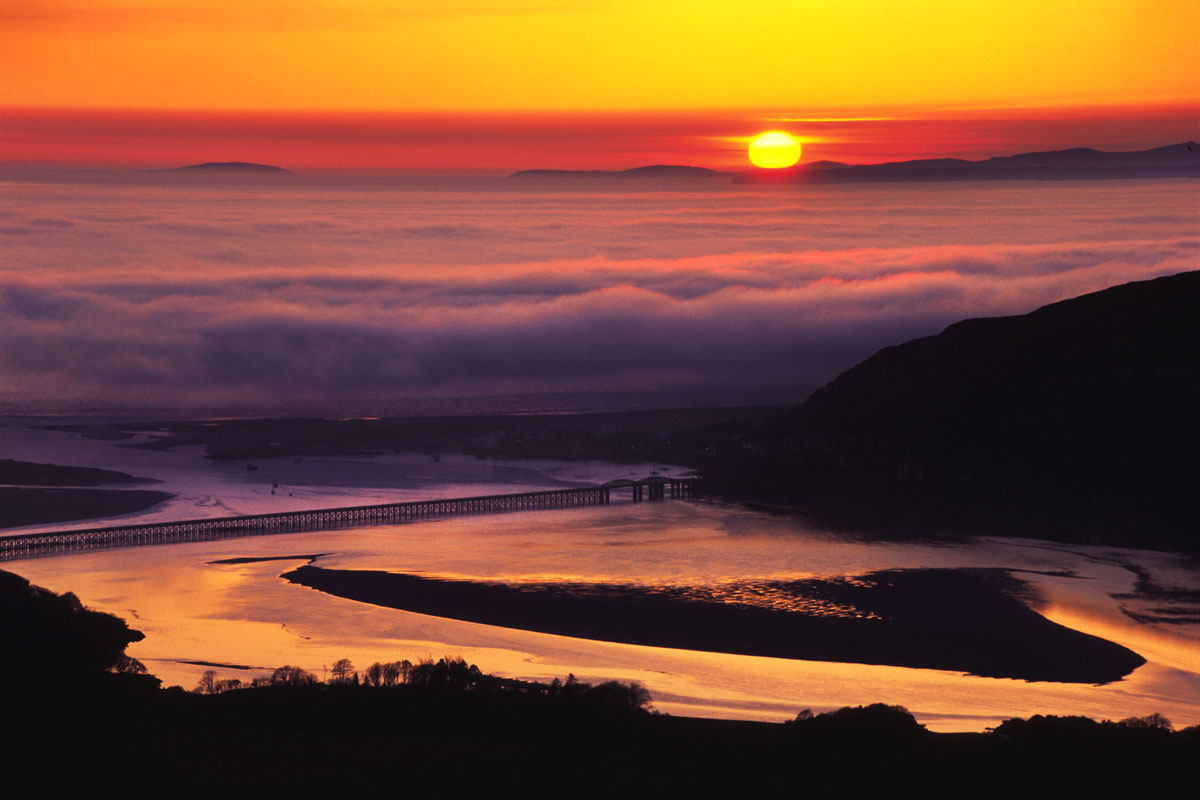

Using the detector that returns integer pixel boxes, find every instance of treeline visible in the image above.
[0,568,159,693]
[192,656,653,713]
[785,702,1186,737]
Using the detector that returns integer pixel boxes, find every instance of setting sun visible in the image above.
[749,131,801,169]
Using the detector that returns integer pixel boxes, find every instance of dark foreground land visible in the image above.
[3,569,1194,799]
[284,564,1144,683]
[11,682,1197,799]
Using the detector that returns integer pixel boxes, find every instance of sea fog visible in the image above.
[1,174,1195,417]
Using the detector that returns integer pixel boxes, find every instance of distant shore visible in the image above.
[0,458,170,530]
[0,487,173,530]
[39,405,774,463]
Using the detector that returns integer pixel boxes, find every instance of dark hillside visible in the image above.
[704,272,1200,549]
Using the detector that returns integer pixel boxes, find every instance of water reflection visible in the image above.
[10,500,1199,732]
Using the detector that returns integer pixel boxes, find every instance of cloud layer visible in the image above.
[1,177,1195,416]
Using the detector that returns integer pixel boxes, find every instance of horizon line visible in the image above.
[2,139,1195,180]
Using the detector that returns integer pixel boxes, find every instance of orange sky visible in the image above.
[2,0,1197,171]
[3,105,1198,173]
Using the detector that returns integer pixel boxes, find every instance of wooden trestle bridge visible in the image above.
[0,476,696,562]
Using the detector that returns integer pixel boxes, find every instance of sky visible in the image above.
[1,1,1197,417]
[2,0,1197,172]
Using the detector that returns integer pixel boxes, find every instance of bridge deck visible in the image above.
[0,477,695,562]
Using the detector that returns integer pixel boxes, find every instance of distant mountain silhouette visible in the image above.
[735,142,1199,184]
[510,164,730,179]
[139,161,292,175]
[704,271,1200,549]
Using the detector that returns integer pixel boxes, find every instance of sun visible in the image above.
[748,131,801,169]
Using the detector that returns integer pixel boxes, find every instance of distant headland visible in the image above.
[510,164,730,179]
[735,142,1199,184]
[137,161,292,175]
[510,143,1198,184]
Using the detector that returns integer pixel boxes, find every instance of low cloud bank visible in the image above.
[1,180,1194,415]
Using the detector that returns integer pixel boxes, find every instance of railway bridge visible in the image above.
[0,476,696,562]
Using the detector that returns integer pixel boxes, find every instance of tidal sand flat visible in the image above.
[282,564,1144,683]
[0,487,173,529]
[0,458,172,529]
[0,458,153,486]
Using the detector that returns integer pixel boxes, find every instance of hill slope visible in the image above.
[708,272,1200,548]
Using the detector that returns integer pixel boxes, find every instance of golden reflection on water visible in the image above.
[9,501,1200,732]
[1038,604,1200,676]
[676,582,881,619]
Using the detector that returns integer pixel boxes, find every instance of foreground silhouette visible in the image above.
[4,569,1194,798]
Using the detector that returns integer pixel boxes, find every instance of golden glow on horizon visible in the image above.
[2,105,1197,172]
[748,132,801,169]
[0,1,1196,112]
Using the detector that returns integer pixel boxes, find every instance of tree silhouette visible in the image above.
[1120,713,1173,730]
[363,662,385,687]
[269,665,317,686]
[195,669,219,695]
[586,680,653,712]
[111,655,149,675]
[330,658,355,684]
[406,656,483,689]
[1,569,153,688]
[382,661,403,687]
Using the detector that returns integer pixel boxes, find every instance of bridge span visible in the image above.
[0,476,695,562]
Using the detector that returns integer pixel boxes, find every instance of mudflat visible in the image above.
[0,487,173,530]
[0,459,151,486]
[283,564,1146,684]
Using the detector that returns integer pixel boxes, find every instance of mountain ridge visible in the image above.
[510,143,1198,183]
[735,141,1198,184]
